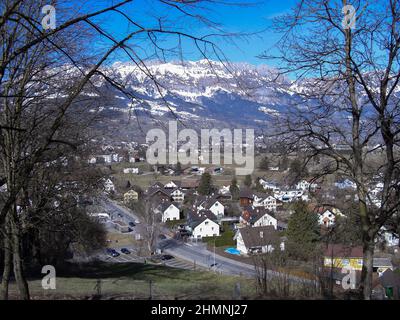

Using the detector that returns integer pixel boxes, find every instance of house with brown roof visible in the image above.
[186,209,220,239]
[147,187,171,202]
[155,200,180,223]
[239,188,254,206]
[310,205,345,227]
[181,179,200,190]
[234,225,284,255]
[195,196,225,218]
[240,206,278,229]
[323,244,364,271]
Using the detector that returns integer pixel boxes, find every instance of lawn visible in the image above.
[203,229,236,247]
[7,261,257,300]
[105,232,138,247]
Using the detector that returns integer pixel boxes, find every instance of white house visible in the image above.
[157,202,180,223]
[258,179,280,192]
[241,206,278,229]
[377,227,399,247]
[100,154,113,163]
[219,185,231,195]
[234,226,284,255]
[128,155,136,163]
[335,179,357,190]
[191,218,220,238]
[170,188,185,203]
[296,180,318,191]
[253,195,277,211]
[0,183,7,193]
[123,167,139,174]
[274,189,307,202]
[197,198,224,218]
[88,156,97,164]
[164,181,180,189]
[318,208,345,227]
[104,179,115,192]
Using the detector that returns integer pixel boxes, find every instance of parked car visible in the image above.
[161,255,174,261]
[107,248,119,257]
[129,222,136,227]
[121,248,131,254]
[179,230,190,236]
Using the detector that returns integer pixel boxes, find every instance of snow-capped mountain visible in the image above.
[88,60,304,135]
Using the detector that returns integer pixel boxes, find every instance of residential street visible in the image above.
[100,198,316,285]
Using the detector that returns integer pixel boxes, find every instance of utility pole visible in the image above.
[213,237,216,271]
[149,280,153,300]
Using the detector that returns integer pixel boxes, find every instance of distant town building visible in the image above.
[104,179,115,193]
[234,225,284,255]
[123,190,139,203]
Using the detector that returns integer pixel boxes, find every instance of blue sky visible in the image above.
[86,0,298,66]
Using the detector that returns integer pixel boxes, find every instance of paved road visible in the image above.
[97,245,198,271]
[159,238,256,277]
[101,198,316,285]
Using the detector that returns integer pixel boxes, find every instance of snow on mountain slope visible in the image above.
[88,60,306,130]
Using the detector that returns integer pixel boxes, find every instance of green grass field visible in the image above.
[8,262,257,300]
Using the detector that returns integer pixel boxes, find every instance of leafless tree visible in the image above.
[134,199,161,255]
[0,0,239,299]
[261,0,400,299]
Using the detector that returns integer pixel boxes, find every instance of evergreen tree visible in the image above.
[243,174,252,187]
[254,178,265,193]
[259,156,270,170]
[286,201,320,261]
[288,158,308,185]
[175,162,182,175]
[198,172,213,195]
[279,155,289,171]
[229,177,240,200]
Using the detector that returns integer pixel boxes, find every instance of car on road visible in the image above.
[129,222,136,227]
[121,248,131,254]
[161,254,174,261]
[106,248,120,257]
[210,263,219,268]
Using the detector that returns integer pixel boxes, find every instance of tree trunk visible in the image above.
[11,216,30,300]
[360,241,374,300]
[0,217,12,300]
